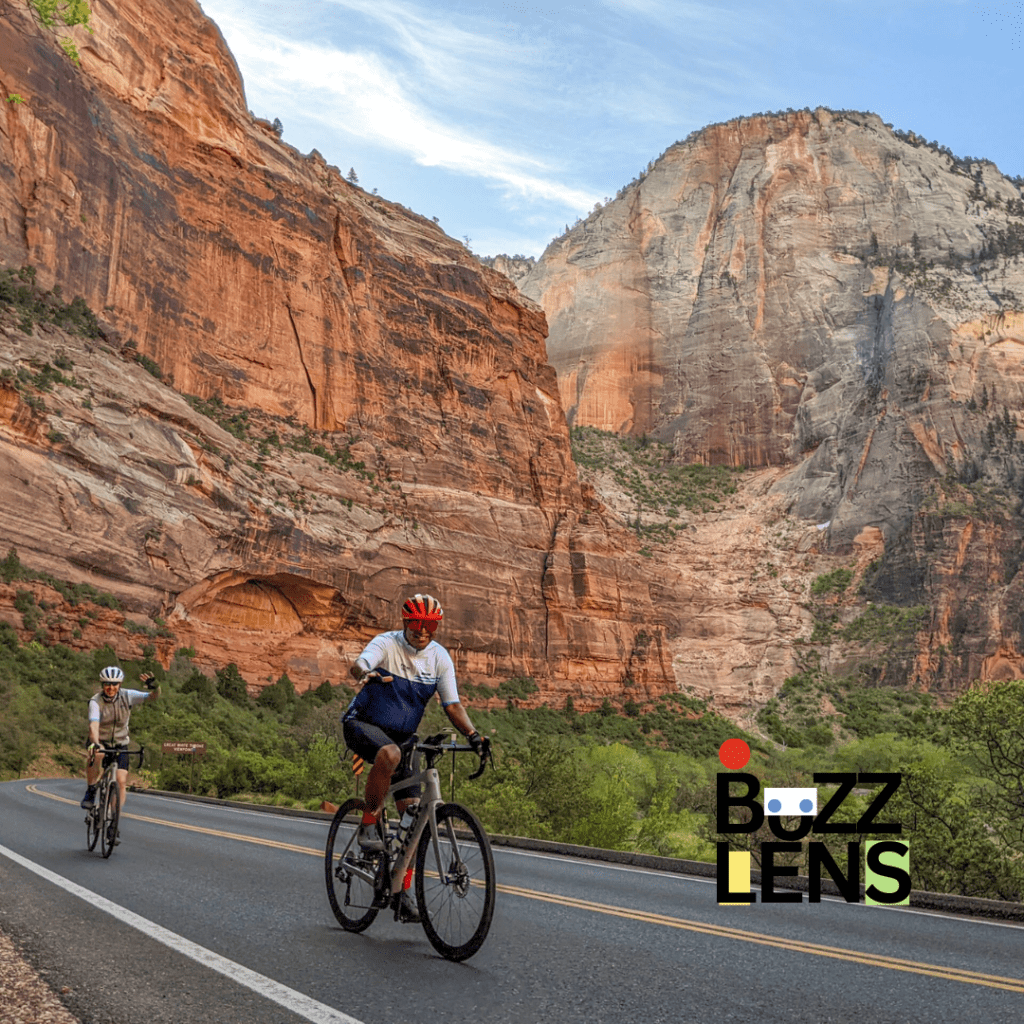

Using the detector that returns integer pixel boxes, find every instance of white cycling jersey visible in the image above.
[345,630,459,734]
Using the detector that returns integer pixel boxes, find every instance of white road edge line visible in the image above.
[0,842,364,1024]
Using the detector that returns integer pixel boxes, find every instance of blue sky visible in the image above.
[199,1,1023,258]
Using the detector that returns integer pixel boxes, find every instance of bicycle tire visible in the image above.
[325,798,383,932]
[100,778,120,858]
[85,783,101,851]
[415,801,495,962]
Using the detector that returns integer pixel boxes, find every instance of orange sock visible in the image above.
[361,810,378,825]
[403,869,413,890]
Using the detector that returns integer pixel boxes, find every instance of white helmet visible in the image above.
[99,665,124,684]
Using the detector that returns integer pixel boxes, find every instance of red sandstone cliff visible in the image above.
[0,0,676,699]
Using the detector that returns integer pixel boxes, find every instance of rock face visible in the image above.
[477,254,537,289]
[522,109,1024,693]
[0,0,676,698]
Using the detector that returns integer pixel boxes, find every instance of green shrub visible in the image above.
[811,568,854,596]
[216,663,249,706]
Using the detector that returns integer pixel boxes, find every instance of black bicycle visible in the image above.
[325,734,495,961]
[85,746,144,858]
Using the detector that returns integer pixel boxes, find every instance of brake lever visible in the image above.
[468,737,492,780]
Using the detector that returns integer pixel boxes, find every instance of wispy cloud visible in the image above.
[212,6,598,209]
[320,0,546,95]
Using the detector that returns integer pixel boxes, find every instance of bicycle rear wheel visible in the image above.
[85,785,100,851]
[415,802,495,961]
[100,778,120,858]
[325,799,382,932]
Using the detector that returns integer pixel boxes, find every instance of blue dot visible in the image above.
[767,798,782,813]
[800,798,813,813]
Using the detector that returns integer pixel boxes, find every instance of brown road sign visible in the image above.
[162,742,207,755]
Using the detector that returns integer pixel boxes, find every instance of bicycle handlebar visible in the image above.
[414,734,493,779]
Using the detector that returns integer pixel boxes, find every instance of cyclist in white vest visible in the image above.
[81,666,159,815]
[343,593,483,922]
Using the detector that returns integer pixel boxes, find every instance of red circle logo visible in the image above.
[719,738,751,769]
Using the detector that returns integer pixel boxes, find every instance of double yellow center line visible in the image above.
[29,784,1024,993]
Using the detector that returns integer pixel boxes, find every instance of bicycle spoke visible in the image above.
[415,802,495,961]
[100,778,119,858]
[325,799,381,932]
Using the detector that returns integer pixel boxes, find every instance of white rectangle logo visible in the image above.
[763,787,817,816]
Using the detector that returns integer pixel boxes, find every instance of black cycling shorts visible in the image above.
[342,718,421,800]
[102,745,130,770]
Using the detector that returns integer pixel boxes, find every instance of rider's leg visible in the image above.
[116,766,129,809]
[362,743,400,817]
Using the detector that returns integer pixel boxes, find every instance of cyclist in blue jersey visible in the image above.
[343,593,483,923]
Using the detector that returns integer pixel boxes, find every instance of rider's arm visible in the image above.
[348,632,394,681]
[442,701,478,740]
[87,698,101,746]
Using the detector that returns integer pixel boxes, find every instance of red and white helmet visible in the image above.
[402,593,443,622]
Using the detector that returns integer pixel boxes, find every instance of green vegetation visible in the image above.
[134,353,164,380]
[185,394,253,440]
[4,617,1024,898]
[0,618,746,856]
[840,604,929,643]
[810,568,853,596]
[0,265,100,337]
[183,392,376,490]
[730,668,1024,900]
[28,0,92,64]
[1,548,119,610]
[570,426,741,539]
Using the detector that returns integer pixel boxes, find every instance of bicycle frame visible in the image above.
[85,746,144,856]
[386,762,445,894]
[345,732,493,897]
[340,761,446,896]
[326,734,494,960]
[89,749,120,812]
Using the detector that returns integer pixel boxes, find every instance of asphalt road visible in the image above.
[2,778,1023,1024]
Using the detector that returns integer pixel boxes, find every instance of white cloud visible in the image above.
[320,0,545,94]
[211,7,598,209]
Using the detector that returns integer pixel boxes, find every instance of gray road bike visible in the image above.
[85,746,144,858]
[325,734,495,961]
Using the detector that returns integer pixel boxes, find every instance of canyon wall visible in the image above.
[0,0,676,697]
[521,110,1024,695]
[522,109,1024,547]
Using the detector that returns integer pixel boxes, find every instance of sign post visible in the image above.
[162,742,207,794]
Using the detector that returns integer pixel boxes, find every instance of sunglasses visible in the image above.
[102,681,120,688]
[405,618,439,634]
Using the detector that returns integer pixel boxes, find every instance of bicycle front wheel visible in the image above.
[325,799,382,932]
[415,802,495,961]
[100,780,120,858]
[85,788,100,851]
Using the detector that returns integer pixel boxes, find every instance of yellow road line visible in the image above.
[495,882,1024,993]
[30,785,322,857]
[27,784,1024,994]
